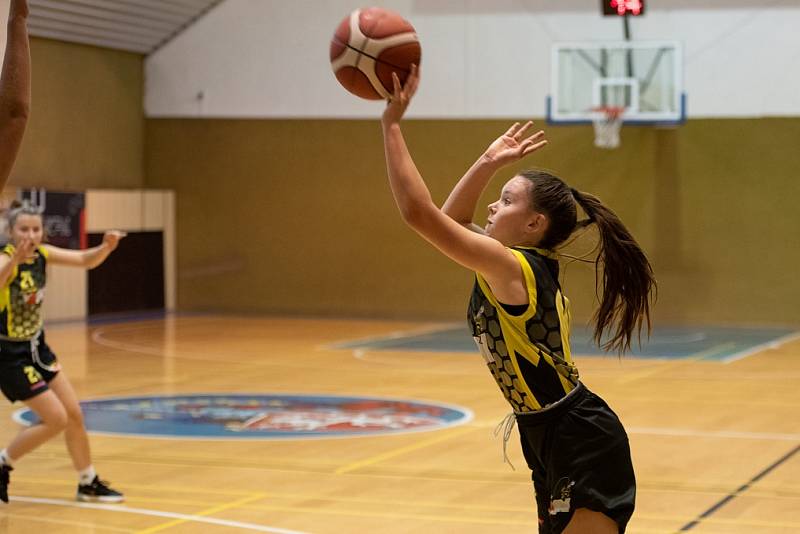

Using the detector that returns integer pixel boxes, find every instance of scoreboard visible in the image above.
[601,0,645,16]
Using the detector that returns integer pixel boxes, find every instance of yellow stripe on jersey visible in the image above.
[1,245,17,335]
[476,249,547,411]
[470,247,578,412]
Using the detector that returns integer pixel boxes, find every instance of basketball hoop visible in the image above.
[591,106,625,149]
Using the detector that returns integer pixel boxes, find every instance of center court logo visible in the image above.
[13,394,472,439]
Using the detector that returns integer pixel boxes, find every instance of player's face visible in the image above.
[485,177,539,246]
[12,214,44,248]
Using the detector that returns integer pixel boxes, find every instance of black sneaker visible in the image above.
[76,476,124,503]
[0,464,11,503]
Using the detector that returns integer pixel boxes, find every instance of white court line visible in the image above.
[91,328,175,357]
[323,322,462,352]
[628,427,800,442]
[11,497,309,534]
[720,331,800,363]
[90,327,336,372]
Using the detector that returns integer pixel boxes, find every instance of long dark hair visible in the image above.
[519,169,656,353]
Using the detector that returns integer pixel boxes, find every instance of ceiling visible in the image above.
[27,0,225,55]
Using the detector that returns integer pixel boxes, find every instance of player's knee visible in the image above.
[43,405,69,432]
[65,405,84,426]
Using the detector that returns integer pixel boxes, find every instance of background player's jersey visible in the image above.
[468,247,579,412]
[0,244,48,340]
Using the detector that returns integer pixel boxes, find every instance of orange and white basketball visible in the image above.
[329,7,422,100]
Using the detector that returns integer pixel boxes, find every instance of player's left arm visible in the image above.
[44,230,127,268]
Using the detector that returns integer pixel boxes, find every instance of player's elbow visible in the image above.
[400,205,439,235]
[2,99,30,121]
[399,202,427,228]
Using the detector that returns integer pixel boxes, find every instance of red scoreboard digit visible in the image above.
[601,0,645,16]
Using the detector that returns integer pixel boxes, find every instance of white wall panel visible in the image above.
[42,263,86,321]
[86,190,143,232]
[142,189,165,230]
[145,0,800,119]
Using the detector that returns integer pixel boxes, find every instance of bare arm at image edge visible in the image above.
[0,0,30,190]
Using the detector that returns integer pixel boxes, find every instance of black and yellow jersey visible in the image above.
[0,244,48,340]
[468,247,579,412]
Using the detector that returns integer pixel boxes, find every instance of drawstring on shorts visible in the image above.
[494,412,517,471]
[30,332,59,373]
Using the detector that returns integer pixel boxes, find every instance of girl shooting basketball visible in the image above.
[381,65,655,533]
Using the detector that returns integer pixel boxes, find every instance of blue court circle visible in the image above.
[13,393,473,439]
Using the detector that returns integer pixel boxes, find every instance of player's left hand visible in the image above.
[103,230,127,252]
[382,64,419,126]
[482,121,548,167]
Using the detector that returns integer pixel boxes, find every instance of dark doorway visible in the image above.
[87,231,165,315]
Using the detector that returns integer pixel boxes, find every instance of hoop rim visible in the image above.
[589,106,626,119]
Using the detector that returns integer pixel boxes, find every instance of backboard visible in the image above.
[547,40,685,125]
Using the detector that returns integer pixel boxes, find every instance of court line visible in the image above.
[187,500,540,527]
[335,426,477,474]
[678,444,800,532]
[720,331,800,363]
[135,492,268,533]
[11,496,308,534]
[91,325,429,374]
[120,498,800,531]
[323,322,462,351]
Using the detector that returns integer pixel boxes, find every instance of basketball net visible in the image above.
[591,107,624,149]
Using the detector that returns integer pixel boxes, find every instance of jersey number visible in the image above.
[23,365,42,384]
[19,271,36,292]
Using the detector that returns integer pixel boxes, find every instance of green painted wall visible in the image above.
[9,38,144,190]
[145,117,800,326]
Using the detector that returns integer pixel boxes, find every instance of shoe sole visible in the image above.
[76,494,125,503]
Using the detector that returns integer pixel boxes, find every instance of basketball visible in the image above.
[330,7,421,100]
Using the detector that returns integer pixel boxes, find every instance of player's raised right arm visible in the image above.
[380,67,523,292]
[0,0,30,190]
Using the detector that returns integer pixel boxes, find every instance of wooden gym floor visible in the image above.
[0,314,798,533]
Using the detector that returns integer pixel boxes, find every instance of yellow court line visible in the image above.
[334,426,477,475]
[215,501,539,527]
[134,492,267,534]
[166,500,800,531]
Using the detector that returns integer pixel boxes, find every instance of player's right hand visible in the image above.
[382,64,419,126]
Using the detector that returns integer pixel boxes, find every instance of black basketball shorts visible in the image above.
[516,382,636,533]
[0,331,61,403]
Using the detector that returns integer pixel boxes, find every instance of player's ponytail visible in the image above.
[570,188,655,353]
[520,170,656,353]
